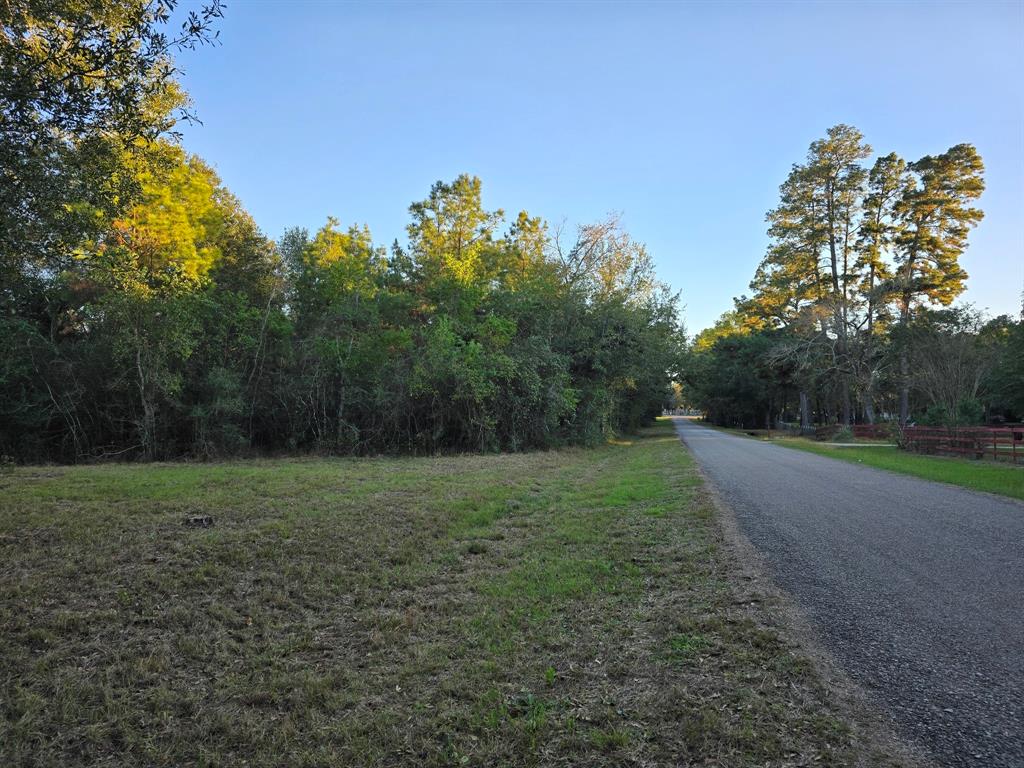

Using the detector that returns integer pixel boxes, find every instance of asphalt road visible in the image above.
[673,418,1024,768]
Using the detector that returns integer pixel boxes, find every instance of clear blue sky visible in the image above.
[175,0,1023,334]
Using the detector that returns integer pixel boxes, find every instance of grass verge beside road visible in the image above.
[1,420,910,767]
[778,439,1024,501]
[701,421,1023,501]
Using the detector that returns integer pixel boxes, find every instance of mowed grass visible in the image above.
[774,438,1024,501]
[1,420,910,767]
[700,422,1024,501]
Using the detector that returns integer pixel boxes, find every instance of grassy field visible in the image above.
[1,420,911,767]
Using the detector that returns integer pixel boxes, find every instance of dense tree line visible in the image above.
[0,2,682,462]
[686,125,1022,430]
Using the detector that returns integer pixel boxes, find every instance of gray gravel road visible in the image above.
[673,418,1024,767]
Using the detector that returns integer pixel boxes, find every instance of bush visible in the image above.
[919,398,985,428]
[956,398,984,426]
[832,427,854,442]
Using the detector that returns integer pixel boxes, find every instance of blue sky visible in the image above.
[176,0,1023,334]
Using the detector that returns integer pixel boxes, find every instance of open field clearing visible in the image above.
[0,420,910,767]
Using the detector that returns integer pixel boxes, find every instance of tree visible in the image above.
[732,127,987,429]
[1,0,223,305]
[745,125,871,426]
[500,211,553,289]
[407,174,504,291]
[686,329,794,429]
[87,147,278,459]
[792,125,870,424]
[107,146,226,283]
[852,152,907,422]
[984,297,1024,422]
[1,151,684,460]
[907,307,1001,428]
[892,144,985,425]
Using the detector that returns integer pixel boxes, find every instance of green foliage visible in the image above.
[0,4,689,461]
[832,427,854,442]
[1,157,681,459]
[685,330,796,429]
[919,399,984,428]
[893,144,985,314]
[0,0,223,304]
[407,174,504,290]
[987,304,1024,420]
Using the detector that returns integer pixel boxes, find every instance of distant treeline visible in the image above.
[683,125,1023,430]
[0,2,682,462]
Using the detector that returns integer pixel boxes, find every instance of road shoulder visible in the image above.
[674,417,932,767]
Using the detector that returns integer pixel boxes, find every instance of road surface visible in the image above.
[673,418,1024,767]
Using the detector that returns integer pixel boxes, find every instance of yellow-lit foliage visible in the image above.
[407,174,503,287]
[500,211,553,289]
[304,218,382,298]
[110,146,223,283]
[692,311,751,352]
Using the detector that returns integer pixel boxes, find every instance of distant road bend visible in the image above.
[673,417,1024,768]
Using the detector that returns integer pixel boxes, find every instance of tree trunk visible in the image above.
[899,348,910,427]
[799,390,811,430]
[841,379,852,426]
[863,386,876,425]
[898,272,915,429]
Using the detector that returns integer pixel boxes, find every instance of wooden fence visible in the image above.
[852,424,893,440]
[902,426,1024,464]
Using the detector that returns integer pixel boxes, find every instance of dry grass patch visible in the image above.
[1,421,913,766]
